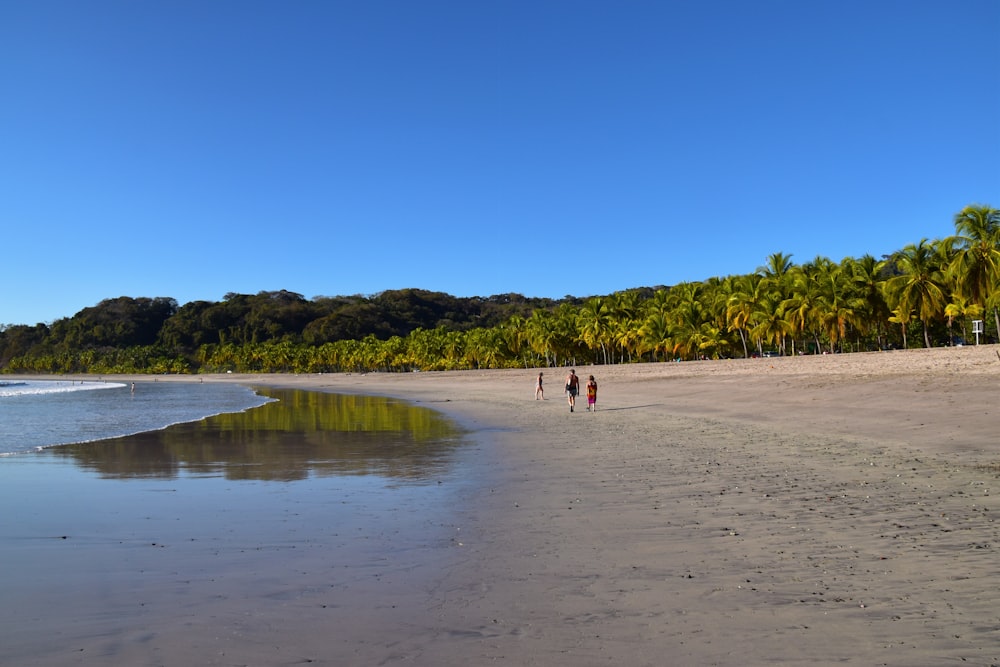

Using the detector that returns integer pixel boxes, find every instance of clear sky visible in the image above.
[2,1,998,326]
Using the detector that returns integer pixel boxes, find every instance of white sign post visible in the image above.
[972,319,984,345]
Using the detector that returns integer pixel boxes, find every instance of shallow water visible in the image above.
[0,387,474,664]
[48,388,467,482]
[0,380,271,455]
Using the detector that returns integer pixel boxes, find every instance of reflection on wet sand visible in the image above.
[52,389,466,482]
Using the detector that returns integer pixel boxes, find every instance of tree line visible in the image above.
[2,204,996,375]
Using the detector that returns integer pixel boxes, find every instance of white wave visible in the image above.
[0,380,127,398]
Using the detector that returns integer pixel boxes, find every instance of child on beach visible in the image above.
[586,375,597,411]
[535,372,545,400]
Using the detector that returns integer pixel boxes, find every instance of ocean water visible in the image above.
[0,380,471,486]
[0,382,479,663]
[0,379,272,456]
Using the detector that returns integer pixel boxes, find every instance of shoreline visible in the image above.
[5,346,1000,665]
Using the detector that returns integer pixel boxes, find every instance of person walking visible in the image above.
[535,372,545,400]
[586,375,597,411]
[565,369,580,412]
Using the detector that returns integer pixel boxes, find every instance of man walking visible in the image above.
[565,369,580,412]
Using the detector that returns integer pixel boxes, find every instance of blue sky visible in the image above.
[2,1,998,326]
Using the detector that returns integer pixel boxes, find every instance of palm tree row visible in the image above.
[8,205,997,375]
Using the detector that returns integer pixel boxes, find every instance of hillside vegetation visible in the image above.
[2,205,996,374]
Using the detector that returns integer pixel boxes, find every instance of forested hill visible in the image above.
[0,287,654,371]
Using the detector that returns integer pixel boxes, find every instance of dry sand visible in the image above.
[5,346,1000,665]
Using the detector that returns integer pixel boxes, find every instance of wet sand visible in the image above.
[4,346,1000,665]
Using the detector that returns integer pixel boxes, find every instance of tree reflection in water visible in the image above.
[53,389,467,482]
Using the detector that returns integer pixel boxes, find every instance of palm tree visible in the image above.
[666,283,706,360]
[943,295,983,345]
[726,274,764,358]
[640,308,673,362]
[500,315,532,367]
[612,316,642,363]
[887,305,914,349]
[949,204,1000,337]
[759,252,795,306]
[553,303,585,365]
[783,264,822,354]
[577,297,613,364]
[701,277,733,344]
[607,291,643,363]
[526,310,558,367]
[885,239,949,348]
[845,254,890,350]
[759,252,795,285]
[608,290,643,322]
[464,327,504,369]
[406,327,449,370]
[812,259,856,354]
[697,323,732,360]
[749,293,794,355]
[442,329,465,369]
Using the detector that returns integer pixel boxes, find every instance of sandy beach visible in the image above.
[4,346,1000,665]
